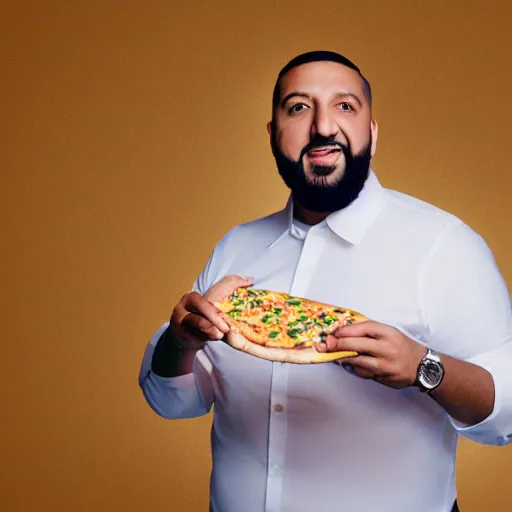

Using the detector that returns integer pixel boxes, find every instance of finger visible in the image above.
[342,355,381,375]
[325,335,381,355]
[171,299,228,337]
[348,366,376,379]
[183,292,230,333]
[332,320,391,340]
[182,313,225,340]
[203,274,254,303]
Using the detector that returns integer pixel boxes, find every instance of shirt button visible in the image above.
[269,464,281,475]
[273,404,284,413]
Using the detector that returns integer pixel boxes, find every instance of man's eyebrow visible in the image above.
[280,92,312,108]
[333,92,363,107]
[280,91,364,108]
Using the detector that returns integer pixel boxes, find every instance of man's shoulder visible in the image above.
[218,207,288,248]
[383,187,465,231]
[379,187,494,262]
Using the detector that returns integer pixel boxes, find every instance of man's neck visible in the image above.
[293,201,333,226]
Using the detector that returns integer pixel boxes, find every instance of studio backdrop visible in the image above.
[3,1,511,510]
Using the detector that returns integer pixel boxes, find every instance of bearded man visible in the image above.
[139,51,512,512]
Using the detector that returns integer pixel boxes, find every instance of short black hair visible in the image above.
[272,50,372,114]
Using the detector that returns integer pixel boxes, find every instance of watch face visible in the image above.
[419,360,443,388]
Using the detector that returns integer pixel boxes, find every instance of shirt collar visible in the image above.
[281,170,387,245]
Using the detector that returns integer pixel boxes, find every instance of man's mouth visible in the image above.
[306,146,342,167]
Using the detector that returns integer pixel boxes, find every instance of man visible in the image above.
[139,51,512,512]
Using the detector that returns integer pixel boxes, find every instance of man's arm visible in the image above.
[420,221,512,440]
[138,321,214,420]
[138,289,229,420]
[324,321,497,425]
[323,221,512,443]
[139,275,253,419]
[430,352,494,426]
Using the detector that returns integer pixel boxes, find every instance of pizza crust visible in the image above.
[224,321,359,364]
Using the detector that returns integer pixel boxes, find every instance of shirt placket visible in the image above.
[264,227,325,512]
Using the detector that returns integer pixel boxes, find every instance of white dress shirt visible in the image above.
[139,171,512,512]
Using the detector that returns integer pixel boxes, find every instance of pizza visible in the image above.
[206,276,368,364]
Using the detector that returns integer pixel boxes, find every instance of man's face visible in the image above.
[269,61,378,213]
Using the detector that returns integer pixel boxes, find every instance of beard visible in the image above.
[271,128,372,213]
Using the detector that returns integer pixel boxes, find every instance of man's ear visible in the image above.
[267,121,272,136]
[370,119,378,157]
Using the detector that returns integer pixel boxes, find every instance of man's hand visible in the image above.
[153,275,254,377]
[322,321,426,389]
[323,319,496,425]
[170,274,253,347]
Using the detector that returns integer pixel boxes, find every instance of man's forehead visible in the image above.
[279,61,365,97]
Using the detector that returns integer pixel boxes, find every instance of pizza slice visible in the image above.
[205,275,368,364]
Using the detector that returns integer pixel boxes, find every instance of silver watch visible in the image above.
[415,348,445,393]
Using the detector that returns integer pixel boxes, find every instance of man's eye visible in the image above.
[289,103,309,114]
[338,102,353,111]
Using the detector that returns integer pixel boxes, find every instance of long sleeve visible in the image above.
[138,322,215,419]
[420,221,512,445]
[138,247,220,420]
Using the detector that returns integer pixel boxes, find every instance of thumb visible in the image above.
[204,274,254,303]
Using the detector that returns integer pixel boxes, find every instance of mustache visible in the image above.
[299,135,350,161]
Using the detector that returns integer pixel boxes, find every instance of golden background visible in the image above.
[3,1,511,510]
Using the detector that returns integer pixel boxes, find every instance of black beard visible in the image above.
[271,129,372,213]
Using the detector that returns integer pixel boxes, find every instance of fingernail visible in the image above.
[215,329,223,338]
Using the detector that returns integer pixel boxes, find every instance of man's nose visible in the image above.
[311,106,338,139]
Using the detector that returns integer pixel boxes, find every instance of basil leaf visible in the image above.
[261,314,272,324]
[269,331,279,338]
[287,299,302,306]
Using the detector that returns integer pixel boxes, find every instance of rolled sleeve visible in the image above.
[420,221,512,445]
[141,371,211,419]
[449,343,512,445]
[138,323,214,419]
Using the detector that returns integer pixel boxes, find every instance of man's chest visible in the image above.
[211,232,429,347]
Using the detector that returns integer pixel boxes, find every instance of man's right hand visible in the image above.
[169,275,253,348]
[152,274,253,376]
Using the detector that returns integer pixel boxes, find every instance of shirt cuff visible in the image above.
[448,352,512,446]
[142,370,208,419]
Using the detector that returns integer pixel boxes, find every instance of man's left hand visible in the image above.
[322,321,427,389]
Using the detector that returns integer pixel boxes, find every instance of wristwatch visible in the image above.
[415,348,445,394]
